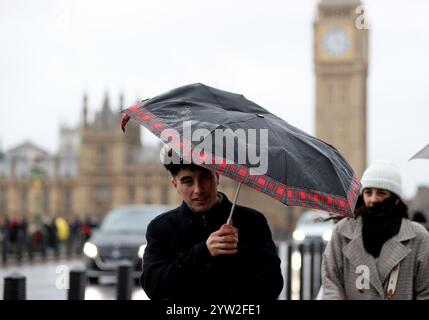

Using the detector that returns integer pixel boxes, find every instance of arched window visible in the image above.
[160,185,169,204]
[21,188,28,211]
[65,189,72,212]
[95,186,111,202]
[128,186,135,203]
[0,188,6,213]
[98,146,108,166]
[144,186,152,204]
[43,187,49,212]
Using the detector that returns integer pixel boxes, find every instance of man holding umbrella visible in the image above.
[122,83,362,300]
[140,148,283,301]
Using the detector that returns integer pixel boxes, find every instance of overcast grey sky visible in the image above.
[1,0,428,199]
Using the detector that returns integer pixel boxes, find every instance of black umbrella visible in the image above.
[121,83,361,218]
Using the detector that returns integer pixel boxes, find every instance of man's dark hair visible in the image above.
[164,162,212,178]
[162,147,212,178]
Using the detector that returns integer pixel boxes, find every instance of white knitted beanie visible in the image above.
[360,160,402,198]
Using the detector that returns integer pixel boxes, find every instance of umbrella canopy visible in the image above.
[121,83,361,217]
[410,143,429,160]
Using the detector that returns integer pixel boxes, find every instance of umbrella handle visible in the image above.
[226,182,242,225]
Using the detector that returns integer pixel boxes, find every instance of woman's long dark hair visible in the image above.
[354,194,409,219]
[324,193,409,222]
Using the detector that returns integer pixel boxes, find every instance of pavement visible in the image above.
[0,258,149,300]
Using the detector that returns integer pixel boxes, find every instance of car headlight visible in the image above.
[83,242,98,258]
[138,244,147,259]
[322,230,332,242]
[293,230,305,241]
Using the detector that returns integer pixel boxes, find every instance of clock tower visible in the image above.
[314,0,369,177]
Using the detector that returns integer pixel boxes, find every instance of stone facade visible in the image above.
[0,95,177,221]
[0,94,296,239]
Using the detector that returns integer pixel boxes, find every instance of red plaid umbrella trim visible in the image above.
[121,103,360,217]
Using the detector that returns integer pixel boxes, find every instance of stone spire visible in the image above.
[96,91,114,129]
[83,94,88,128]
[119,93,124,111]
[102,92,110,112]
[320,0,361,6]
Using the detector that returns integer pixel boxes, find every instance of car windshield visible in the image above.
[99,206,171,233]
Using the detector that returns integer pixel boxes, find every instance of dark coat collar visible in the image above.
[178,192,232,228]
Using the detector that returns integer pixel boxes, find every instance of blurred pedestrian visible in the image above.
[322,160,429,299]
[412,210,429,232]
[55,215,70,255]
[17,216,28,258]
[8,216,18,244]
[0,215,8,239]
[70,216,82,252]
[28,216,43,252]
[0,215,9,255]
[43,216,59,257]
[81,218,92,241]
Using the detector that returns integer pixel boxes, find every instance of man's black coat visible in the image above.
[141,193,283,301]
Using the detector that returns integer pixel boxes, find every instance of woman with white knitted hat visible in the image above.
[321,160,429,300]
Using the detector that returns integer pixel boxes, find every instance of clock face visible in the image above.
[323,28,351,55]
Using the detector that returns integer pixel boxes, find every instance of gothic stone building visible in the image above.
[0,95,176,221]
[0,94,293,239]
[0,0,374,239]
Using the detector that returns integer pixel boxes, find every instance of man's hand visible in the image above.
[206,224,239,257]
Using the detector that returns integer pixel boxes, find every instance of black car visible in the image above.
[83,204,174,284]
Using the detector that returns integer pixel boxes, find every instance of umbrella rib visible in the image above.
[201,84,266,119]
[227,182,242,226]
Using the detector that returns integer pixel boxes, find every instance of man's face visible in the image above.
[363,188,392,208]
[172,167,219,213]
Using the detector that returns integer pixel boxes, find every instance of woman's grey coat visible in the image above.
[322,217,429,300]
